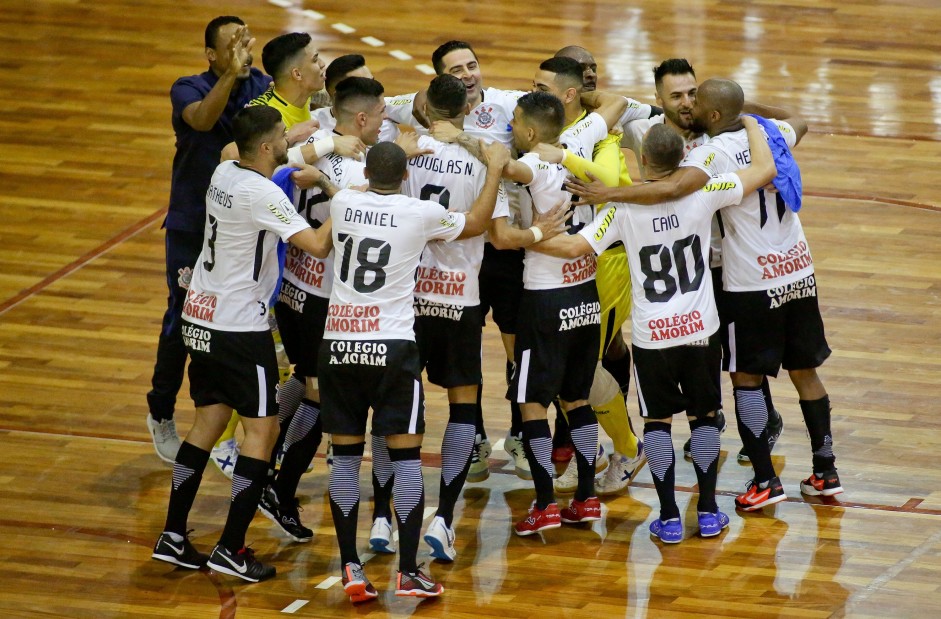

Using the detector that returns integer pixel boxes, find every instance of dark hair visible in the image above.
[516,91,565,141]
[262,32,312,79]
[426,74,467,119]
[325,54,367,94]
[642,124,685,171]
[205,16,244,49]
[538,56,584,89]
[652,58,696,89]
[431,40,477,75]
[366,142,407,187]
[334,77,385,121]
[232,106,283,155]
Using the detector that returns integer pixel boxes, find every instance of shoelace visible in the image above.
[156,420,177,441]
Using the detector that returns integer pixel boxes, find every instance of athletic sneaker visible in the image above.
[146,414,181,464]
[503,434,532,480]
[514,502,561,536]
[552,443,575,463]
[206,544,276,582]
[369,517,396,554]
[258,486,313,543]
[735,476,787,511]
[738,407,783,463]
[423,515,457,561]
[560,496,602,523]
[467,435,491,483]
[800,469,844,497]
[395,564,443,597]
[697,510,730,537]
[649,517,683,544]
[342,562,378,604]
[595,442,646,495]
[683,410,727,460]
[553,444,609,493]
[210,438,239,479]
[152,531,208,569]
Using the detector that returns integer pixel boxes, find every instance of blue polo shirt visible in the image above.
[166,67,272,232]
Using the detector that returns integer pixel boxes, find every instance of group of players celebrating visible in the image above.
[149,16,843,604]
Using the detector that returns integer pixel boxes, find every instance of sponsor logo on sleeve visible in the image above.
[267,201,293,224]
[593,206,617,241]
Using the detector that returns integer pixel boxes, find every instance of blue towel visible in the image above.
[268,167,301,307]
[745,114,803,212]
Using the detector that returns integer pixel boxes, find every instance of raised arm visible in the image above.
[579,90,628,133]
[566,165,709,206]
[457,142,510,239]
[183,26,255,132]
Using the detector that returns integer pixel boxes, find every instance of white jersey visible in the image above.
[325,189,466,341]
[517,153,596,290]
[403,135,508,306]
[580,173,745,348]
[681,120,810,292]
[310,106,399,143]
[615,97,654,134]
[282,128,367,299]
[184,161,309,332]
[560,110,609,161]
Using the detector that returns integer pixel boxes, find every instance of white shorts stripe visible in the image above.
[516,349,531,403]
[256,365,267,417]
[634,363,649,418]
[408,379,420,434]
[727,322,737,373]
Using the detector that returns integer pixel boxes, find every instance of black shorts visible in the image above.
[182,320,279,418]
[633,334,722,420]
[318,339,425,437]
[274,282,329,378]
[479,243,524,334]
[509,281,601,408]
[414,300,482,388]
[722,274,831,376]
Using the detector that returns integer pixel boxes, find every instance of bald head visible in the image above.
[690,78,745,135]
[554,45,597,91]
[642,124,685,175]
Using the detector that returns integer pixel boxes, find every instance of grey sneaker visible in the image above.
[146,414,181,464]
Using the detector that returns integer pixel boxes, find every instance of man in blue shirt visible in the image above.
[146,16,272,463]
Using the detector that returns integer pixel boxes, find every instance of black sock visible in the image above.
[274,399,322,503]
[510,400,523,437]
[567,405,598,501]
[689,416,720,513]
[218,454,269,552]
[734,386,776,482]
[800,395,835,474]
[438,403,476,527]
[601,347,632,396]
[761,375,777,416]
[644,422,679,521]
[552,399,571,448]
[475,382,487,441]
[164,441,210,535]
[329,442,363,567]
[370,434,394,521]
[522,419,554,509]
[389,446,424,574]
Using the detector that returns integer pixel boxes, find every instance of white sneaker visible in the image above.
[504,434,532,480]
[423,515,457,562]
[554,444,609,493]
[146,414,181,464]
[210,438,239,479]
[595,442,646,496]
[369,517,396,554]
[467,435,491,483]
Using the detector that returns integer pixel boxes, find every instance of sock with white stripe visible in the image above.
[689,416,720,513]
[734,386,776,482]
[274,398,322,503]
[370,434,394,521]
[389,446,424,574]
[218,454,269,552]
[329,442,364,567]
[567,405,599,501]
[800,395,836,474]
[437,403,476,527]
[164,441,210,536]
[644,422,679,521]
[522,419,555,509]
[270,374,307,473]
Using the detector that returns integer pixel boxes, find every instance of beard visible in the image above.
[275,150,289,166]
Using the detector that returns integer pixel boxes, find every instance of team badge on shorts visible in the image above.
[475,106,495,129]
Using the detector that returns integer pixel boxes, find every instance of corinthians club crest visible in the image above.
[475,105,496,129]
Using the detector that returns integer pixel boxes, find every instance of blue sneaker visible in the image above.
[697,510,730,537]
[649,517,683,543]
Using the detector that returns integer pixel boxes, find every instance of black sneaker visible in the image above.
[259,486,313,543]
[738,407,783,463]
[152,531,208,569]
[206,544,276,582]
[683,409,727,460]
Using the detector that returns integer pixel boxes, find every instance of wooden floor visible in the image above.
[1,0,940,617]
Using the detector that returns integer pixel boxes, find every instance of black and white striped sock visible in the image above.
[644,422,679,521]
[801,395,835,474]
[567,405,599,501]
[371,434,394,521]
[523,419,555,509]
[389,446,424,574]
[734,386,775,482]
[437,403,476,527]
[329,442,364,567]
[274,398,322,503]
[689,416,720,513]
[219,454,269,552]
[164,441,209,536]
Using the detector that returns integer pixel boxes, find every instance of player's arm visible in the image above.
[290,165,341,197]
[457,142,511,239]
[488,201,568,250]
[289,135,367,166]
[579,90,628,133]
[530,142,618,187]
[566,165,709,206]
[735,116,777,194]
[429,121,487,163]
[394,132,435,159]
[182,26,255,131]
[742,100,808,144]
[288,219,333,259]
[529,229,594,259]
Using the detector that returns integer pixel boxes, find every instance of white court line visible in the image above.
[491,438,505,453]
[302,9,324,19]
[315,576,342,589]
[389,49,412,60]
[281,599,309,613]
[423,506,437,520]
[361,551,376,562]
[415,64,436,75]
[268,0,293,7]
[361,36,384,47]
[332,23,356,34]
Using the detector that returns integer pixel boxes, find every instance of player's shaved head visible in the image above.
[262,32,311,79]
[554,45,597,91]
[426,74,467,120]
[538,56,584,91]
[325,54,368,95]
[697,78,744,118]
[555,45,593,64]
[365,142,407,188]
[516,91,565,142]
[334,77,385,122]
[642,124,685,173]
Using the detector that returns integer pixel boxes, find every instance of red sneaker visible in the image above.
[552,443,575,463]
[342,562,378,604]
[560,496,602,523]
[800,469,844,497]
[395,564,443,598]
[514,502,561,536]
[734,476,786,511]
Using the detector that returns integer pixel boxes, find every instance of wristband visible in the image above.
[312,136,335,159]
[529,226,543,244]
